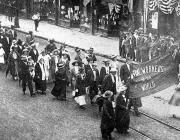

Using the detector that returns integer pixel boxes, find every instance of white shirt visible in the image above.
[110,74,115,83]
[39,63,46,81]
[0,48,5,64]
[93,69,96,81]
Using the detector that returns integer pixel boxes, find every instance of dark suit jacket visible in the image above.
[9,29,17,40]
[74,54,82,62]
[120,64,131,84]
[29,49,39,63]
[1,36,10,56]
[34,63,43,81]
[101,74,116,94]
[26,34,35,45]
[86,68,100,87]
[99,66,110,85]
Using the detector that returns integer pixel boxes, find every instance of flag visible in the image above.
[128,0,133,13]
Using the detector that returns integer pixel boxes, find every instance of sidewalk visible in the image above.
[0,14,119,56]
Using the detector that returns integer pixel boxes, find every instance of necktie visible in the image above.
[93,70,96,81]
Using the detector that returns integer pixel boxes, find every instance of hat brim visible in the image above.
[102,92,113,98]
[72,61,83,66]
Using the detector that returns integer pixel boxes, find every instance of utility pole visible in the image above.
[90,0,95,35]
[14,0,20,28]
[55,0,59,25]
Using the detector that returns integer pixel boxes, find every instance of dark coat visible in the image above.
[120,63,131,84]
[115,94,130,133]
[25,34,35,45]
[34,63,44,81]
[99,66,110,85]
[101,74,116,94]
[84,64,91,74]
[87,53,97,62]
[101,99,115,130]
[1,36,10,57]
[75,74,86,97]
[19,60,32,80]
[9,29,17,40]
[86,68,100,87]
[51,68,68,97]
[29,49,39,63]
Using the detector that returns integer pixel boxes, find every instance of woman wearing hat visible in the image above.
[74,67,87,109]
[115,84,130,134]
[51,62,68,101]
[101,90,115,140]
[70,60,82,96]
[34,57,47,95]
[50,49,60,81]
[6,44,20,80]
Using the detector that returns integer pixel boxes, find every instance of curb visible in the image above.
[3,25,126,63]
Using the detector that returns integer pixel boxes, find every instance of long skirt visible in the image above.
[51,81,67,99]
[115,107,130,133]
[35,79,46,92]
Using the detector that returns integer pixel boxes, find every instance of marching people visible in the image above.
[45,38,57,54]
[99,59,111,85]
[34,57,47,95]
[74,67,87,110]
[51,62,68,101]
[115,84,130,134]
[19,49,34,96]
[25,31,35,46]
[101,90,115,140]
[32,12,40,32]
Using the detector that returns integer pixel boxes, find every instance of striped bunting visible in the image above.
[149,0,158,11]
[159,0,178,14]
[175,1,180,16]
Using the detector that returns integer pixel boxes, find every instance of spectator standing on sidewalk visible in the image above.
[32,12,40,32]
[45,39,57,54]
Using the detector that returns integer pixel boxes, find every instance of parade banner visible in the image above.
[129,54,179,98]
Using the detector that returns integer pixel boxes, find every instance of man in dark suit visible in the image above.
[86,47,97,63]
[130,32,136,61]
[86,63,100,104]
[74,48,82,63]
[25,31,35,46]
[45,39,57,54]
[29,43,39,63]
[99,59,111,85]
[101,68,117,97]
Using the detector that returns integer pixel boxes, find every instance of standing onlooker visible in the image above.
[34,57,47,95]
[101,90,115,140]
[86,47,97,63]
[9,25,17,40]
[25,31,35,46]
[0,43,5,70]
[32,12,40,31]
[51,62,68,101]
[74,47,82,63]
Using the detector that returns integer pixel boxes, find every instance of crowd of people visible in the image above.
[0,24,143,140]
[119,28,175,63]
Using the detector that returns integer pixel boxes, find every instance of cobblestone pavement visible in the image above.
[0,14,119,56]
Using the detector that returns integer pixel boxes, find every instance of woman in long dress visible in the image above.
[115,85,130,134]
[74,67,87,109]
